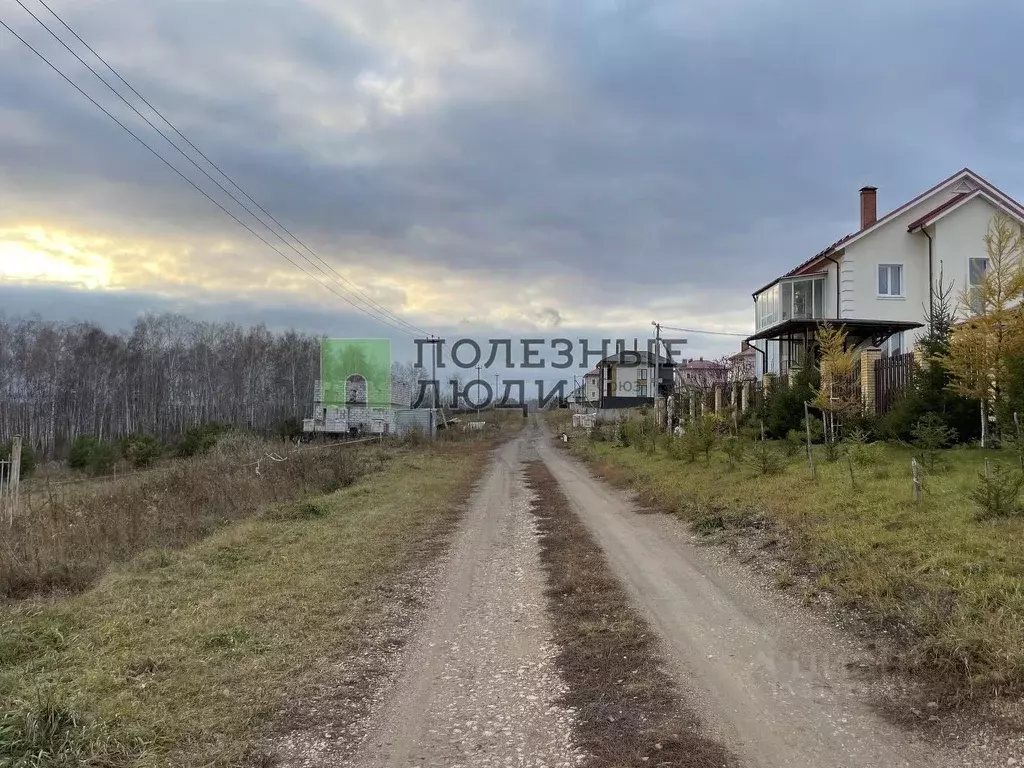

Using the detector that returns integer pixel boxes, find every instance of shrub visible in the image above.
[721,436,747,468]
[802,413,823,443]
[87,442,119,475]
[747,441,784,475]
[120,435,163,469]
[68,435,119,475]
[911,414,957,473]
[277,416,303,442]
[69,435,98,470]
[177,422,228,458]
[0,439,35,479]
[783,430,804,457]
[682,415,718,463]
[821,441,842,463]
[757,366,818,439]
[844,428,882,466]
[971,462,1024,521]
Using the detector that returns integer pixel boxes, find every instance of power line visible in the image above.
[2,8,427,338]
[31,0,431,338]
[659,324,750,338]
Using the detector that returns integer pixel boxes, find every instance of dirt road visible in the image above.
[351,423,964,767]
[533,424,958,768]
[351,437,582,767]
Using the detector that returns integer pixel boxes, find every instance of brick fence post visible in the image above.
[860,348,882,413]
[713,385,723,414]
[741,381,751,412]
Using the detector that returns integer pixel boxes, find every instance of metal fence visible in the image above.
[875,352,915,413]
[1,435,22,525]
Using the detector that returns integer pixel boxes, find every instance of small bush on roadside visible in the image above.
[802,413,823,443]
[783,430,803,457]
[589,424,609,443]
[276,416,303,442]
[120,435,163,469]
[69,435,98,470]
[912,414,957,473]
[68,435,119,475]
[0,439,35,479]
[821,441,842,463]
[747,441,784,475]
[682,415,718,464]
[721,436,747,468]
[177,422,228,458]
[844,428,882,467]
[971,462,1024,521]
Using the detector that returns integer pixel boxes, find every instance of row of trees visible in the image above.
[0,314,322,459]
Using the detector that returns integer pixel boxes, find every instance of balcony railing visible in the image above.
[754,274,826,332]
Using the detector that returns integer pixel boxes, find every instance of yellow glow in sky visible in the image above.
[0,227,114,290]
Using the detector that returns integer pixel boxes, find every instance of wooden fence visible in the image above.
[875,352,915,413]
[0,435,22,525]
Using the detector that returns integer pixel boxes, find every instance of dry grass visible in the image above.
[571,435,1024,701]
[1,434,384,598]
[525,461,738,768]
[0,441,492,767]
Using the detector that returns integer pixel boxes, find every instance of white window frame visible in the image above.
[877,263,904,298]
[637,383,648,397]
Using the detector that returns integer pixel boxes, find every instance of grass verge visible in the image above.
[571,436,1024,702]
[0,441,491,767]
[3,435,378,597]
[524,460,738,768]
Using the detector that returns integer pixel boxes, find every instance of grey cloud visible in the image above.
[3,0,1024,333]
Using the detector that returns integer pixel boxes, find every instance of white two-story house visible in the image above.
[747,168,1024,376]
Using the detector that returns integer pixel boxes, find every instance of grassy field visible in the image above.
[2,435,384,597]
[570,431,1024,700]
[0,441,491,767]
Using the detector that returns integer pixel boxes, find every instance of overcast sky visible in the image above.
[2,0,1024,368]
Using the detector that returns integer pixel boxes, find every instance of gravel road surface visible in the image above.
[351,437,582,768]
[533,425,963,768]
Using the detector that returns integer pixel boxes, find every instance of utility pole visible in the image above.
[418,336,445,436]
[651,321,662,430]
[475,364,483,418]
[493,372,501,409]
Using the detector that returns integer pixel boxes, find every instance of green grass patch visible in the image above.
[0,443,489,767]
[576,439,1024,699]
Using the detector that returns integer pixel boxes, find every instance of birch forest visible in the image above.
[0,313,323,459]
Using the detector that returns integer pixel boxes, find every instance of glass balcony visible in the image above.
[754,274,826,332]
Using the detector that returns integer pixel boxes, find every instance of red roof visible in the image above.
[906,192,969,231]
[753,168,1024,297]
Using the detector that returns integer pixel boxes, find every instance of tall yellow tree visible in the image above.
[813,323,859,442]
[939,213,1024,446]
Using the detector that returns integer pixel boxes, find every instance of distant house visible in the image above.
[746,168,1024,376]
[583,368,600,404]
[596,346,674,408]
[675,357,728,393]
[728,342,757,383]
[303,378,423,436]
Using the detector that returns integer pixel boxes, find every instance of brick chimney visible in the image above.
[859,186,877,230]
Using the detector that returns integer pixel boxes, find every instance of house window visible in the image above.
[969,257,988,314]
[882,332,904,358]
[877,264,903,297]
[637,384,648,397]
[638,368,648,380]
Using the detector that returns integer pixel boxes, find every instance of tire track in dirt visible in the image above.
[534,423,958,768]
[350,437,582,768]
